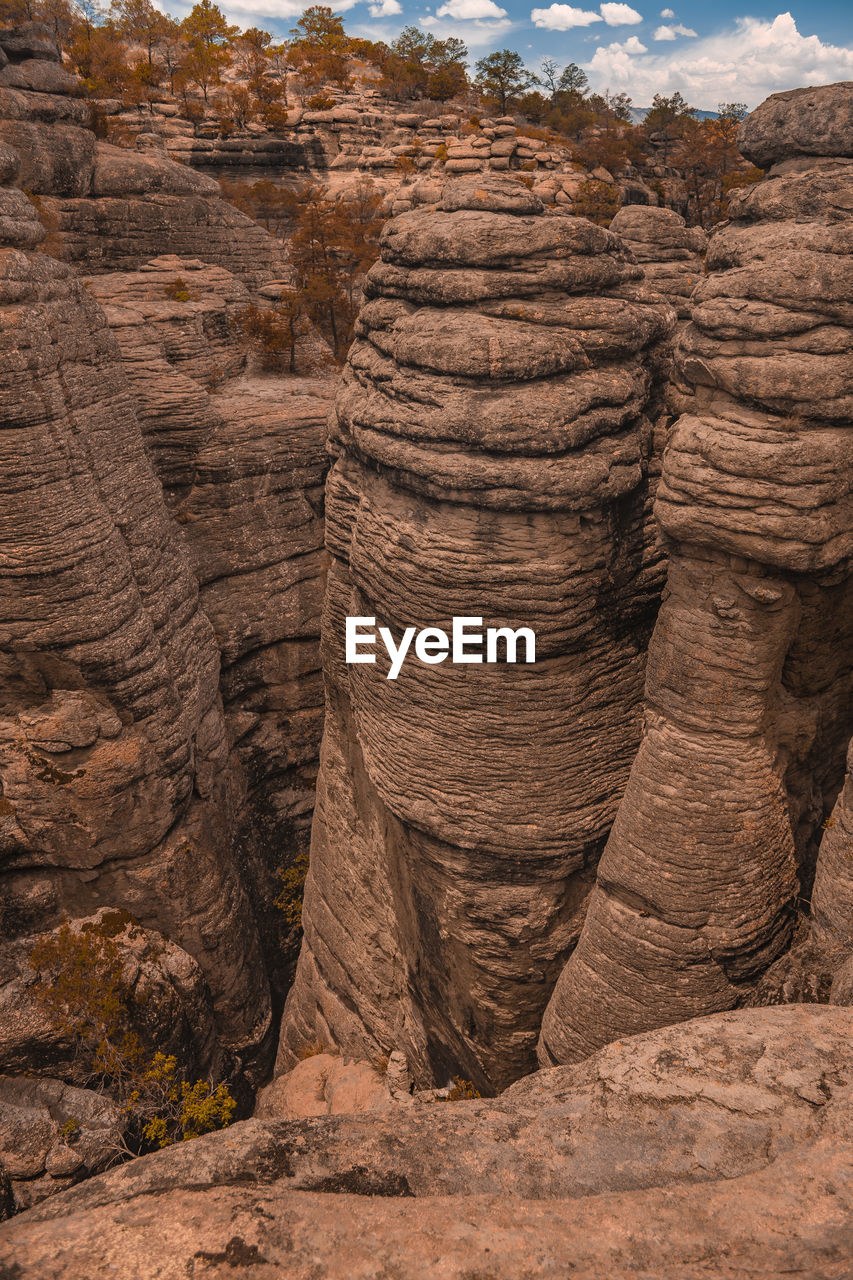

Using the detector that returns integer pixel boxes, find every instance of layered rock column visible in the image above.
[279,177,674,1090]
[540,83,853,1064]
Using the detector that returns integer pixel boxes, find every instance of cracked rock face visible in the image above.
[278,176,675,1091]
[3,1006,852,1278]
[539,84,853,1066]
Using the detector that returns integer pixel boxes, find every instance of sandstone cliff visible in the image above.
[277,175,675,1091]
[0,23,333,1176]
[540,82,853,1064]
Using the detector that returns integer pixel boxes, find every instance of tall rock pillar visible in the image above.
[540,83,853,1064]
[279,177,674,1090]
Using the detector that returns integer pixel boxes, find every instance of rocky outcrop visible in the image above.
[738,81,853,169]
[139,105,574,187]
[277,176,674,1092]
[539,83,853,1065]
[609,205,706,321]
[80,256,331,999]
[0,1075,122,1212]
[0,247,274,1082]
[0,25,288,289]
[254,1053,393,1119]
[3,1006,852,1277]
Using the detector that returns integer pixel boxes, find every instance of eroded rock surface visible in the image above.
[610,204,706,321]
[3,1007,852,1278]
[0,28,333,1108]
[80,256,331,999]
[0,1075,122,1212]
[540,83,853,1065]
[278,176,674,1091]
[0,247,273,1082]
[0,25,287,289]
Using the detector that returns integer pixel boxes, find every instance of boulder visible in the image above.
[739,81,853,168]
[255,1055,392,1119]
[91,141,220,197]
[610,206,705,283]
[0,23,60,63]
[0,1076,123,1212]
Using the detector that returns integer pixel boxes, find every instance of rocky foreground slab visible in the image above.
[2,1005,852,1277]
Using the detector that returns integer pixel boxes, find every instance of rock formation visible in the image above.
[0,24,288,289]
[609,205,706,321]
[539,81,853,1065]
[0,24,332,1118]
[277,175,675,1091]
[0,245,272,1082]
[3,1006,853,1276]
[0,1075,122,1212]
[80,256,331,1000]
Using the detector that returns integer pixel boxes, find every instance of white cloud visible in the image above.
[659,6,674,15]
[417,11,513,43]
[585,12,853,109]
[437,0,507,16]
[617,34,647,51]
[600,2,643,24]
[654,22,697,39]
[368,0,402,14]
[531,4,602,30]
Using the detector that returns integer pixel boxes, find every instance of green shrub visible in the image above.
[29,921,235,1156]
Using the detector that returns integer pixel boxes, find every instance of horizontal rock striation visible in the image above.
[278,177,675,1091]
[3,1006,853,1278]
[540,83,853,1065]
[81,256,331,1000]
[609,205,706,322]
[0,248,273,1082]
[0,25,288,290]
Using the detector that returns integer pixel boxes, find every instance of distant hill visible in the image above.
[629,107,719,123]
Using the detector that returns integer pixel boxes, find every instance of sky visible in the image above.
[184,0,853,109]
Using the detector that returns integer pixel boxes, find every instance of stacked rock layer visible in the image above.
[0,24,332,1113]
[0,24,287,290]
[0,248,272,1082]
[540,82,853,1065]
[279,177,675,1091]
[81,256,331,1003]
